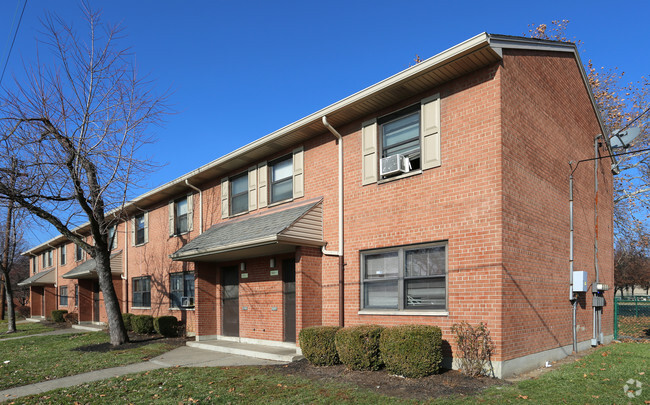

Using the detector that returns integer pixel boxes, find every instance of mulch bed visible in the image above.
[271,359,507,401]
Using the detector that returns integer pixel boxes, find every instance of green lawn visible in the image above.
[15,342,650,404]
[0,332,178,390]
[0,320,54,339]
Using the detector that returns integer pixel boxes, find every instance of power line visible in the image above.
[0,0,28,87]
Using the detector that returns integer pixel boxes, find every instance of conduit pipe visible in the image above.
[321,116,345,328]
[185,180,203,234]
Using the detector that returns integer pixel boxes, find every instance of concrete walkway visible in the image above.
[0,345,284,402]
[0,328,83,342]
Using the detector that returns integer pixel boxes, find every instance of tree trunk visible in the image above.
[95,250,128,345]
[3,273,16,332]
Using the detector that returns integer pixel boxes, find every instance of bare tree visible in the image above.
[527,21,650,239]
[0,183,28,333]
[0,5,168,345]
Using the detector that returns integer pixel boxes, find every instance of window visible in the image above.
[361,94,440,185]
[134,213,146,245]
[175,197,189,235]
[361,242,446,311]
[60,286,68,306]
[132,276,151,308]
[74,284,79,307]
[76,244,84,261]
[270,155,293,203]
[32,257,37,274]
[60,245,66,265]
[108,226,116,250]
[230,172,248,215]
[379,105,421,172]
[42,250,53,268]
[169,272,195,308]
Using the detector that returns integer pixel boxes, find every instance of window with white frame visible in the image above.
[60,245,66,265]
[42,250,53,268]
[379,105,421,172]
[108,226,116,250]
[134,213,147,245]
[361,242,446,310]
[175,197,189,235]
[60,286,68,306]
[75,244,84,261]
[32,257,37,274]
[270,155,293,203]
[230,172,248,215]
[169,272,195,308]
[132,276,151,308]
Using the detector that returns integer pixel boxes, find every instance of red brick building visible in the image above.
[20,34,615,377]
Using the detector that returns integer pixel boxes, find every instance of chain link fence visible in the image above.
[614,296,650,339]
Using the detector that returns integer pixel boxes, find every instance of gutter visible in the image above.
[321,116,345,328]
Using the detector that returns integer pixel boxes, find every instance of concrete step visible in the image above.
[72,324,105,332]
[187,339,302,362]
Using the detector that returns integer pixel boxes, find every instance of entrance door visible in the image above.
[93,282,100,323]
[222,266,239,337]
[283,259,296,342]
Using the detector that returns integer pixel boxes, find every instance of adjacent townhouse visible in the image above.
[20,33,615,378]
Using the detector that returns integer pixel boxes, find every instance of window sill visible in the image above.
[229,211,249,219]
[358,309,448,316]
[131,307,151,310]
[171,231,191,238]
[169,307,195,311]
[377,169,422,185]
[267,197,294,208]
[134,242,148,247]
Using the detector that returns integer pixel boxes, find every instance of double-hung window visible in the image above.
[32,257,36,274]
[380,105,421,172]
[169,272,195,308]
[42,250,53,268]
[60,286,68,306]
[175,197,189,235]
[361,242,447,311]
[132,276,151,308]
[108,226,116,250]
[230,173,248,215]
[134,213,146,245]
[60,245,66,265]
[270,155,293,203]
[76,244,84,261]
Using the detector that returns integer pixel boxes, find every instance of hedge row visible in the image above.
[51,310,68,323]
[299,324,443,378]
[122,314,178,337]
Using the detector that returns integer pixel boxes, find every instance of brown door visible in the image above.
[222,266,239,337]
[93,282,100,322]
[283,259,296,342]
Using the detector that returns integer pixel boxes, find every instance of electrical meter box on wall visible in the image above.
[573,271,589,293]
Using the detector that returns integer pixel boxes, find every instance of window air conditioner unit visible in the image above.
[181,296,194,307]
[380,154,410,177]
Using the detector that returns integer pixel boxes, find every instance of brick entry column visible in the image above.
[295,246,322,340]
[195,262,218,338]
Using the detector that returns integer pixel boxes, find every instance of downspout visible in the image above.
[569,173,577,353]
[321,116,344,328]
[185,180,203,234]
[123,219,129,313]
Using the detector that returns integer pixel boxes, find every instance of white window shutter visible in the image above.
[258,162,268,208]
[187,193,194,232]
[248,166,257,211]
[361,119,378,185]
[292,146,304,198]
[421,94,441,170]
[221,178,229,219]
[168,200,175,236]
[144,212,149,243]
[130,218,135,246]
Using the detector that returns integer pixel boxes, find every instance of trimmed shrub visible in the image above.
[51,309,68,323]
[451,321,495,377]
[380,325,443,378]
[64,312,79,325]
[131,314,155,334]
[122,313,134,331]
[299,326,341,366]
[335,325,384,371]
[154,316,178,337]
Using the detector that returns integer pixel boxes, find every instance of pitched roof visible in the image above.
[17,268,56,286]
[62,251,123,279]
[171,200,324,262]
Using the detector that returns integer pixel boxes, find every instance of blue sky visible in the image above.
[1,0,648,245]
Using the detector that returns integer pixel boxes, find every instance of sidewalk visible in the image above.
[0,345,283,402]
